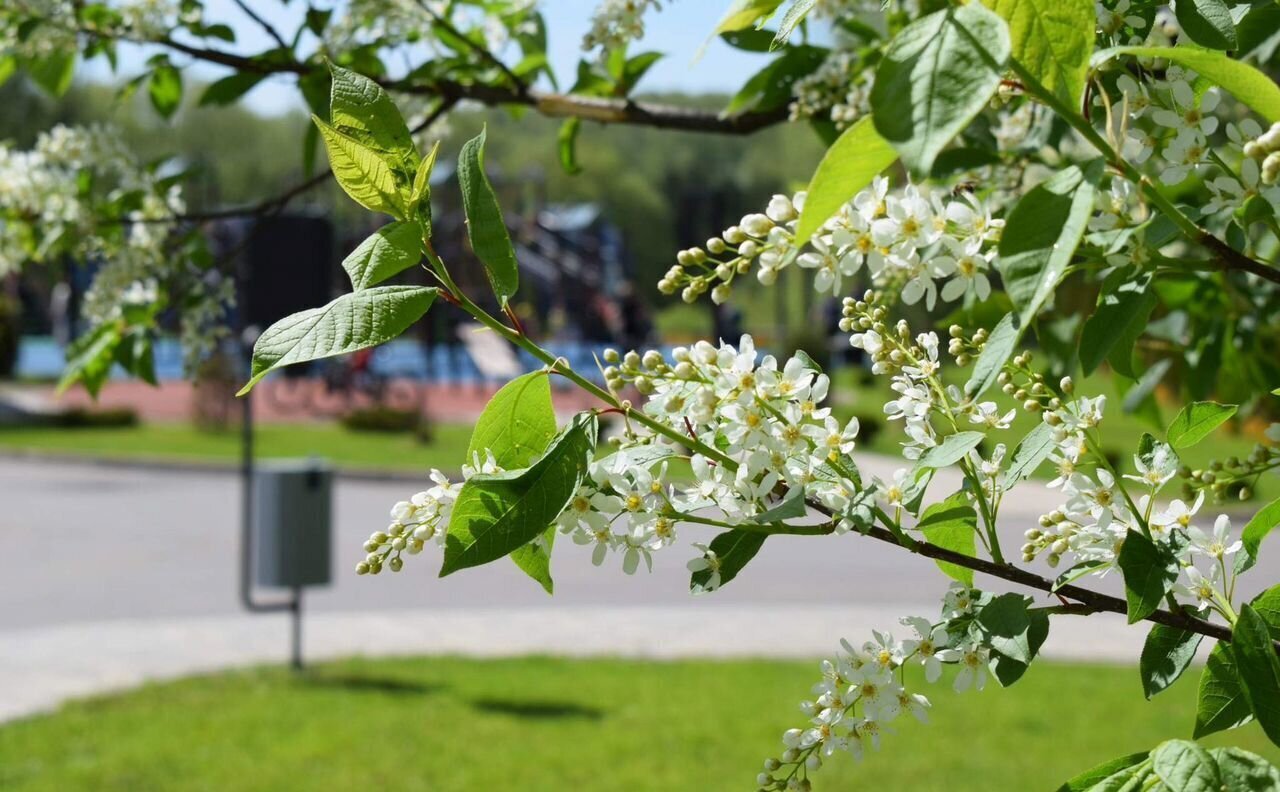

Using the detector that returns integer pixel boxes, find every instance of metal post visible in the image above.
[238,327,304,670]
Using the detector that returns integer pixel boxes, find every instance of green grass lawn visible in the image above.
[0,656,1275,791]
[0,423,473,473]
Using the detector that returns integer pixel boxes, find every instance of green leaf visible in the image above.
[1079,274,1157,376]
[870,5,1011,175]
[342,221,423,290]
[1166,401,1237,449]
[198,72,265,107]
[977,592,1037,664]
[1231,605,1280,747]
[466,371,557,470]
[148,61,183,119]
[1194,642,1254,738]
[772,0,818,47]
[1052,559,1107,592]
[983,0,1094,108]
[964,312,1019,399]
[558,117,582,175]
[714,0,785,33]
[510,527,556,595]
[916,431,986,470]
[458,126,520,305]
[1150,740,1223,792]
[313,116,409,218]
[996,166,1095,327]
[1211,747,1280,791]
[327,62,418,171]
[27,51,76,97]
[1093,47,1280,123]
[793,117,898,247]
[1054,751,1149,792]
[1003,421,1055,488]
[751,486,809,525]
[988,608,1048,687]
[442,413,597,577]
[1173,0,1237,51]
[1140,624,1204,699]
[1116,529,1178,623]
[915,491,976,585]
[1238,496,1280,574]
[690,529,768,592]
[57,322,122,398]
[724,45,826,115]
[238,286,436,394]
[1251,586,1280,641]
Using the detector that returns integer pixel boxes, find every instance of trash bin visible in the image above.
[252,459,332,588]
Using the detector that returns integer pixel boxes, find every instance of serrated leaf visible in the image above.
[1231,605,1280,747]
[1250,586,1280,641]
[1150,740,1223,792]
[772,0,818,47]
[1079,274,1157,376]
[794,117,898,247]
[1051,560,1108,592]
[1093,47,1280,123]
[984,0,1093,108]
[977,592,1037,664]
[1054,751,1149,792]
[997,166,1095,326]
[964,312,1019,399]
[510,527,556,595]
[916,431,986,470]
[1117,528,1178,623]
[1003,421,1055,487]
[342,221,423,289]
[441,413,597,577]
[466,371,557,470]
[1166,401,1237,449]
[238,286,436,394]
[714,0,785,33]
[690,529,768,592]
[1211,747,1280,791]
[915,491,976,585]
[1173,0,1237,51]
[1140,624,1203,699]
[1194,642,1254,738]
[313,116,409,218]
[870,5,1011,175]
[458,126,520,304]
[57,322,122,398]
[327,62,418,171]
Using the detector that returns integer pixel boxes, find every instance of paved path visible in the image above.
[2,457,1273,722]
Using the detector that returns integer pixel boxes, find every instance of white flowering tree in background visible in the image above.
[6,0,1280,788]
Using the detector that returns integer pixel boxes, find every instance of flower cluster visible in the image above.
[662,179,1003,310]
[359,469,460,575]
[1177,423,1280,503]
[789,50,873,130]
[758,585,993,790]
[1244,122,1280,186]
[582,0,664,51]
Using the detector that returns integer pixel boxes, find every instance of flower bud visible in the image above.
[707,237,726,254]
[742,213,774,237]
[711,283,732,305]
[642,350,663,369]
[739,240,760,258]
[724,225,746,244]
[681,286,698,303]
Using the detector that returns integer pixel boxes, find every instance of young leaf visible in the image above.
[750,486,809,525]
[1230,605,1280,746]
[1240,497,1280,573]
[441,413,597,576]
[1079,274,1157,376]
[1140,624,1203,699]
[1251,586,1280,640]
[915,491,977,585]
[458,127,520,305]
[793,117,898,247]
[198,72,265,107]
[772,0,818,47]
[983,0,1094,109]
[313,116,409,218]
[342,221,423,289]
[27,51,76,97]
[510,527,556,595]
[1093,47,1280,123]
[148,60,183,119]
[558,117,583,175]
[1194,642,1254,738]
[466,371,557,470]
[1173,0,1237,51]
[964,312,1019,399]
[870,5,1011,175]
[238,286,437,394]
[976,593,1037,664]
[1003,421,1055,488]
[690,529,768,592]
[1150,740,1223,792]
[1166,401,1237,449]
[714,0,785,33]
[57,322,122,398]
[327,62,418,170]
[1116,529,1178,623]
[915,431,986,470]
[996,166,1095,326]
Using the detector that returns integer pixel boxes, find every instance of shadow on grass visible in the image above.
[301,673,444,696]
[469,697,605,721]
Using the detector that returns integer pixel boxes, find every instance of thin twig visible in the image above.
[414,0,528,97]
[230,0,289,51]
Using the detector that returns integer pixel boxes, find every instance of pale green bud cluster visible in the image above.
[1242,121,1280,184]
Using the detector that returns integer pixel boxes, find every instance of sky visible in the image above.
[81,1,769,115]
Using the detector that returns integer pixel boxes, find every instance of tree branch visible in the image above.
[229,0,289,51]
